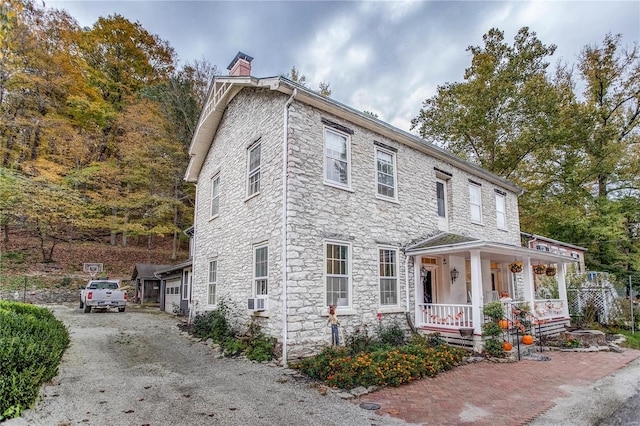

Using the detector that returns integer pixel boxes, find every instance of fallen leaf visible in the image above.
[124,410,134,414]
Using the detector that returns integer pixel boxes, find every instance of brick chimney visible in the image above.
[227,51,253,77]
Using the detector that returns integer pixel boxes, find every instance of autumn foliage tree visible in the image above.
[412,27,640,285]
[0,2,205,261]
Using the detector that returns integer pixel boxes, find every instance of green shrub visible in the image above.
[375,319,406,347]
[190,303,276,362]
[0,302,69,421]
[245,336,277,362]
[483,338,504,357]
[291,339,467,390]
[344,324,374,355]
[482,321,503,337]
[483,301,504,320]
[192,299,235,344]
[222,338,244,357]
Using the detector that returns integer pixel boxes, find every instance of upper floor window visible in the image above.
[324,128,350,188]
[379,247,398,306]
[495,193,506,229]
[325,241,350,307]
[469,183,482,223]
[376,148,396,199]
[253,244,268,296]
[207,260,217,306]
[247,142,261,196]
[210,174,220,218]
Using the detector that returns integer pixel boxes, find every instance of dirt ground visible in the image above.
[8,304,405,426]
[7,303,640,426]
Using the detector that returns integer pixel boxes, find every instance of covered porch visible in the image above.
[406,234,577,352]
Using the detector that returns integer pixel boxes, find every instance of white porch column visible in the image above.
[470,250,483,336]
[557,262,569,317]
[522,257,535,312]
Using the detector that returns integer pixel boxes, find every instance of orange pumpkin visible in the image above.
[522,334,534,345]
[498,319,509,329]
[503,341,513,351]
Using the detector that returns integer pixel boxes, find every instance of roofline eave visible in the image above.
[184,76,523,194]
[406,241,578,263]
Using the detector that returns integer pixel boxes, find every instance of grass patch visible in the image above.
[0,301,70,421]
[607,328,640,350]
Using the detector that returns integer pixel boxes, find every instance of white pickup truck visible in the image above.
[79,279,127,313]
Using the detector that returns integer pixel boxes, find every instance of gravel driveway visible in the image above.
[10,304,406,426]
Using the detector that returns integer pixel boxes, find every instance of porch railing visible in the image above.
[533,299,565,320]
[419,303,472,329]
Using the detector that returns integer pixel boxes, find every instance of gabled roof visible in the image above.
[155,260,193,277]
[407,233,480,251]
[185,76,524,196]
[521,232,587,252]
[406,232,576,264]
[131,263,172,280]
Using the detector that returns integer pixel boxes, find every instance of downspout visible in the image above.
[404,250,417,333]
[189,183,199,325]
[281,88,296,365]
[404,251,410,313]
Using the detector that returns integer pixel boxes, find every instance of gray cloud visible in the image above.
[48,0,639,131]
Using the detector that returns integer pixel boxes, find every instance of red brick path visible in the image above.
[356,350,640,425]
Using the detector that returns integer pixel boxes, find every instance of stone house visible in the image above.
[185,52,578,361]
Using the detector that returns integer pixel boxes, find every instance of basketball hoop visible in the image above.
[83,263,103,278]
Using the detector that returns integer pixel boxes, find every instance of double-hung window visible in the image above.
[495,193,506,229]
[379,247,398,306]
[469,182,482,223]
[324,128,350,188]
[182,270,190,301]
[376,148,396,199]
[253,244,268,296]
[207,260,217,306]
[210,175,220,218]
[325,241,350,307]
[247,142,261,196]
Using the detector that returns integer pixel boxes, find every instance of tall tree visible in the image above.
[411,27,563,180]
[143,60,217,257]
[412,28,640,284]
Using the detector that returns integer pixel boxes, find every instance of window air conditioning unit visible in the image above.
[247,297,267,312]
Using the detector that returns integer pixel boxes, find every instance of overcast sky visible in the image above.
[46,0,639,131]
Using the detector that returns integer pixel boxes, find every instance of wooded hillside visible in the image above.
[0,2,638,290]
[1,1,217,267]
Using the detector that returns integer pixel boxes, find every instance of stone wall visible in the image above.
[0,289,79,304]
[191,86,524,359]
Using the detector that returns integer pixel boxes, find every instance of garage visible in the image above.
[164,278,181,313]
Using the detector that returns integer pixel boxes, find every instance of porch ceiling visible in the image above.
[406,240,577,264]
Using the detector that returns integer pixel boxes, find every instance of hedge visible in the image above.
[0,301,69,421]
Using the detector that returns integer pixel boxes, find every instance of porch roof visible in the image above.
[406,235,577,264]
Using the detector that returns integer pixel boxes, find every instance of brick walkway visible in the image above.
[356,350,640,425]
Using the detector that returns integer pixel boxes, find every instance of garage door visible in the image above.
[164,278,181,313]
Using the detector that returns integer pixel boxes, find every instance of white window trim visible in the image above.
[495,193,506,230]
[181,271,189,302]
[247,141,261,198]
[324,240,352,309]
[469,183,483,224]
[323,127,352,190]
[378,246,400,307]
[253,243,268,297]
[374,147,398,201]
[207,259,217,307]
[210,174,220,219]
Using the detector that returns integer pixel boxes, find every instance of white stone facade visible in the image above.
[191,85,523,360]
